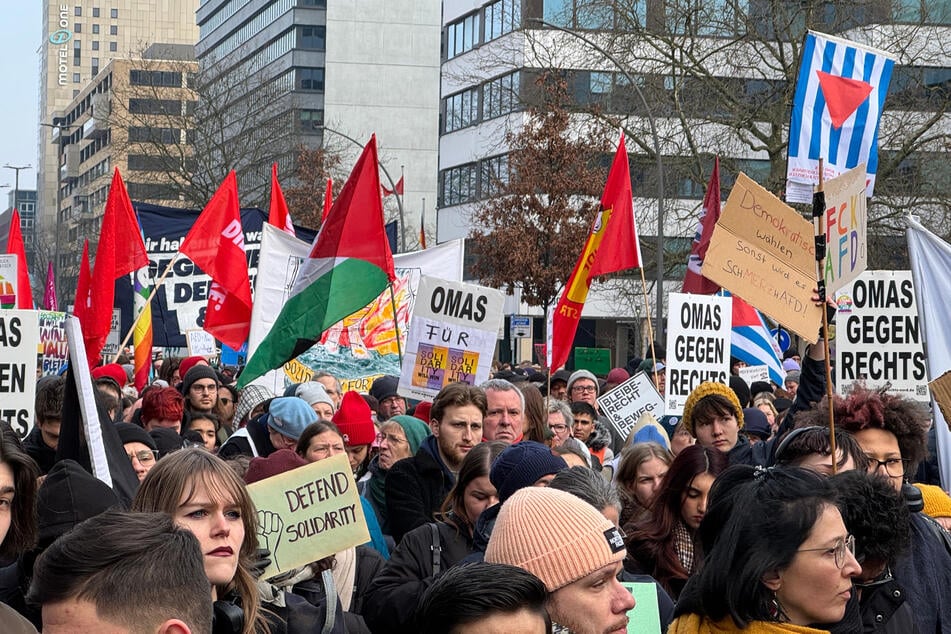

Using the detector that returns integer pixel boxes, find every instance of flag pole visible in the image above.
[112,253,180,363]
[811,159,838,474]
[638,267,660,388]
[387,282,403,365]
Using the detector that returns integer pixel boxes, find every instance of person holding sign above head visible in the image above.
[385,382,486,543]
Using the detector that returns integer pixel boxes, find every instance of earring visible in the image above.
[769,592,784,621]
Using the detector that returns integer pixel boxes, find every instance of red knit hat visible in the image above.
[179,356,208,378]
[92,363,128,388]
[413,401,433,425]
[332,391,376,446]
[245,449,307,484]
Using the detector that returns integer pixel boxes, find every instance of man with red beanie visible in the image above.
[333,391,377,480]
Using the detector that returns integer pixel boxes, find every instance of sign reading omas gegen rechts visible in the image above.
[664,293,732,415]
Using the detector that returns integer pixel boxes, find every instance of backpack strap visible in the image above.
[429,523,442,576]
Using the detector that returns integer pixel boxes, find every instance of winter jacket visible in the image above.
[218,414,275,460]
[858,573,918,634]
[364,519,475,634]
[892,512,951,634]
[385,436,455,543]
[0,602,36,634]
[458,502,501,564]
[21,426,56,475]
[584,420,615,466]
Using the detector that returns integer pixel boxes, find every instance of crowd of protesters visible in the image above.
[2,316,951,634]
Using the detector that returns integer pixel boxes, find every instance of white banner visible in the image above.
[738,365,770,387]
[0,309,40,438]
[665,293,732,415]
[597,372,665,440]
[835,270,928,401]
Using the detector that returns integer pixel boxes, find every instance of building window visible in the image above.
[483,70,519,119]
[109,41,117,52]
[299,0,327,5]
[128,98,182,115]
[130,70,183,87]
[75,6,81,16]
[110,25,117,35]
[92,57,99,77]
[74,23,82,32]
[92,24,100,34]
[92,7,100,17]
[485,0,520,42]
[110,8,118,18]
[92,41,99,50]
[440,163,478,206]
[73,73,81,83]
[297,67,325,91]
[443,87,480,133]
[543,0,620,29]
[299,25,326,49]
[480,154,509,198]
[73,40,81,65]
[446,12,479,59]
[299,108,324,132]
[129,127,180,143]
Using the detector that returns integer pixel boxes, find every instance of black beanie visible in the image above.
[729,375,751,408]
[37,460,121,546]
[115,422,157,451]
[181,365,220,395]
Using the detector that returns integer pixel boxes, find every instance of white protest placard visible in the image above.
[835,270,928,401]
[185,329,218,357]
[664,293,732,415]
[821,165,867,293]
[101,308,122,357]
[0,310,40,438]
[597,372,665,440]
[0,255,17,309]
[246,453,370,579]
[738,365,770,387]
[398,275,504,401]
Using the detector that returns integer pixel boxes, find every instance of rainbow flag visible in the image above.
[133,224,153,390]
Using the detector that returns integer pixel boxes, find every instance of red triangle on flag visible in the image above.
[816,71,873,129]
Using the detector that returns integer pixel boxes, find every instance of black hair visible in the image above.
[829,470,910,568]
[34,376,65,423]
[569,401,597,419]
[416,562,551,634]
[679,466,839,627]
[0,427,39,557]
[773,425,869,472]
[295,421,343,457]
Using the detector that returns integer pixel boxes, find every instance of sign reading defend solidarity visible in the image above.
[703,173,822,343]
[246,453,370,580]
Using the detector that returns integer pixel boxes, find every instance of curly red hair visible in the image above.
[141,386,184,423]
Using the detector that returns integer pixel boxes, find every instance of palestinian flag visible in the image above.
[238,135,396,387]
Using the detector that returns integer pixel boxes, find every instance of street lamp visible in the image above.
[527,19,666,331]
[321,126,407,252]
[2,164,31,215]
[40,121,77,306]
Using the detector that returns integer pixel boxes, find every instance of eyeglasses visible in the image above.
[571,385,597,394]
[549,424,568,432]
[128,450,158,465]
[190,383,217,393]
[376,433,406,445]
[866,456,908,478]
[798,534,856,569]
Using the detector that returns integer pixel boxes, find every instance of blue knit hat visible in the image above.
[490,441,568,503]
[266,397,318,441]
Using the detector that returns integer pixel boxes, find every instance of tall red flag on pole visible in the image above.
[321,177,333,223]
[180,171,253,350]
[86,169,149,366]
[43,261,57,310]
[74,240,91,330]
[550,133,642,371]
[5,209,33,308]
[382,175,404,197]
[268,163,296,236]
[682,157,722,294]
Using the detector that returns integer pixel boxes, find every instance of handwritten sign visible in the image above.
[0,310,40,438]
[738,365,770,387]
[703,172,822,343]
[101,309,122,357]
[822,165,867,292]
[664,293,731,415]
[929,370,951,432]
[0,255,16,309]
[246,453,370,579]
[398,276,504,401]
[835,271,927,401]
[185,329,218,357]
[597,372,665,439]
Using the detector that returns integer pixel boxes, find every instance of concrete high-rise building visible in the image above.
[195,0,441,249]
[38,1,199,240]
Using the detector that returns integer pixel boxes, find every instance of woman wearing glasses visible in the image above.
[669,466,861,633]
[116,422,159,482]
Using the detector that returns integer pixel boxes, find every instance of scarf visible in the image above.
[331,546,357,612]
[365,456,388,521]
[673,520,696,574]
[669,613,831,634]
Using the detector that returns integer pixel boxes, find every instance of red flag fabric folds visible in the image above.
[5,209,33,309]
[44,261,57,310]
[180,171,253,350]
[382,175,404,197]
[268,163,296,236]
[74,240,92,333]
[682,157,722,295]
[321,177,333,224]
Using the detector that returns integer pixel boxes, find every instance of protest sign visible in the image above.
[0,255,16,309]
[100,309,122,358]
[597,372,665,439]
[703,173,822,343]
[0,310,40,438]
[246,453,369,579]
[622,582,662,634]
[738,365,770,387]
[929,371,951,432]
[574,347,611,376]
[835,271,927,401]
[185,329,218,357]
[821,165,867,292]
[665,293,731,415]
[398,275,504,401]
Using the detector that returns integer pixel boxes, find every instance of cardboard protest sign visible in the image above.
[0,255,17,309]
[398,275,504,401]
[703,173,822,343]
[821,165,867,292]
[738,365,770,387]
[665,293,732,415]
[246,453,369,579]
[929,371,951,432]
[100,309,122,358]
[623,582,662,634]
[835,271,928,401]
[185,329,218,357]
[597,372,665,440]
[0,310,40,438]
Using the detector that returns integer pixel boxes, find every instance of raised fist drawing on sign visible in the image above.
[256,510,284,571]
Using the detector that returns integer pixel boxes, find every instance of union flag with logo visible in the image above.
[785,31,895,203]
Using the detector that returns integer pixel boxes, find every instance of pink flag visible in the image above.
[43,261,57,310]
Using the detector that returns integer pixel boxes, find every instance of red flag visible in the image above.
[86,169,149,366]
[419,208,427,249]
[268,163,296,236]
[5,209,33,308]
[682,157,722,294]
[382,175,404,197]
[180,171,253,350]
[43,261,57,310]
[550,133,641,371]
[321,177,333,223]
[74,240,91,329]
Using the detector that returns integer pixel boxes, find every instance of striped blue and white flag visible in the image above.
[786,31,895,204]
[725,292,786,387]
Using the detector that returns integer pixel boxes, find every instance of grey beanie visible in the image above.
[295,382,334,411]
[567,369,599,396]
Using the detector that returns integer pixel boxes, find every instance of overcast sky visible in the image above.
[0,4,42,191]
